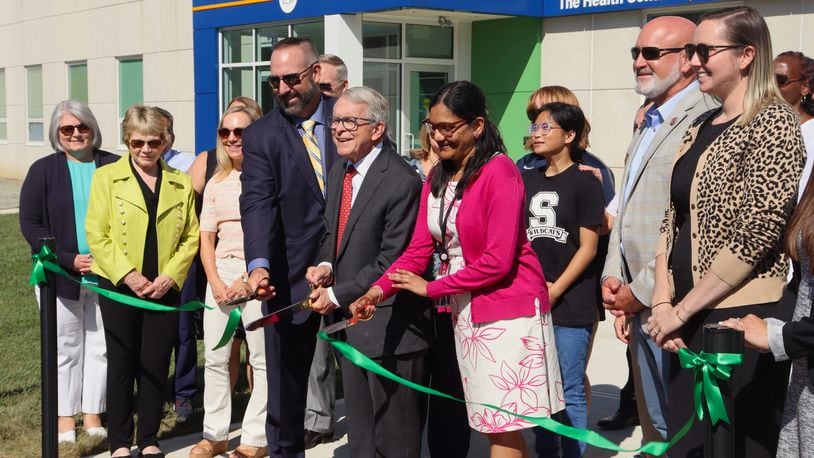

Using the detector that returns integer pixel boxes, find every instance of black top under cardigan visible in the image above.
[19,149,120,300]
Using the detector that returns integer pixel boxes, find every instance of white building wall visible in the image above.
[0,0,194,180]
[541,0,814,188]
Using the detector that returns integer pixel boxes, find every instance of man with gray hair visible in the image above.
[305,86,431,457]
[602,16,716,443]
[318,54,348,97]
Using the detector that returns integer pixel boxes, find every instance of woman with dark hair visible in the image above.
[523,102,604,458]
[349,81,564,458]
[775,51,814,199]
[19,100,118,443]
[646,6,805,456]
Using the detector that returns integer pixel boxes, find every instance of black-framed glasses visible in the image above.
[319,82,333,93]
[218,127,245,139]
[684,43,746,64]
[630,46,683,61]
[776,74,805,87]
[58,124,91,136]
[528,122,564,136]
[267,63,315,89]
[423,119,470,137]
[330,116,376,131]
[128,139,163,150]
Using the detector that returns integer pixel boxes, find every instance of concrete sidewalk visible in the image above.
[88,319,643,457]
[0,177,21,213]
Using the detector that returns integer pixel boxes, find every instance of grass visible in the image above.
[0,214,252,457]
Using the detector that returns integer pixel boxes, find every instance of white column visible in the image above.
[324,14,363,87]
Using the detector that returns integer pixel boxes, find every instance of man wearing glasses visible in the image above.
[601,16,717,445]
[305,86,430,457]
[318,54,349,98]
[239,36,339,458]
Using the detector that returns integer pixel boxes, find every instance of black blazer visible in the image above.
[20,149,120,299]
[318,143,432,358]
[240,96,339,323]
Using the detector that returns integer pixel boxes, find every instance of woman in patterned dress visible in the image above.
[351,80,564,458]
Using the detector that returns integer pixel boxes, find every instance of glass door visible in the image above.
[403,64,453,153]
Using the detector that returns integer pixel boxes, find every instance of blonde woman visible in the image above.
[190,106,266,458]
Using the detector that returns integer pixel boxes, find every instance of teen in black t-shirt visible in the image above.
[523,102,604,457]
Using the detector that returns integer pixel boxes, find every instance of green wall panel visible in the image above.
[471,17,541,159]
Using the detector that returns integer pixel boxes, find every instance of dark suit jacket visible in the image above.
[240,96,338,323]
[319,143,432,358]
[20,149,120,300]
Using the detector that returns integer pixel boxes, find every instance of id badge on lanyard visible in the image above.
[435,191,456,314]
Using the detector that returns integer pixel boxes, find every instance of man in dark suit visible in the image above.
[240,37,338,458]
[305,86,433,457]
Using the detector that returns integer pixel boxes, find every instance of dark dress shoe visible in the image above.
[138,453,165,457]
[596,409,639,430]
[304,429,334,450]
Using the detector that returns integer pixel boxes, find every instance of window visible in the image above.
[118,57,143,136]
[406,24,453,59]
[26,65,43,143]
[0,69,6,141]
[68,62,88,104]
[220,20,324,114]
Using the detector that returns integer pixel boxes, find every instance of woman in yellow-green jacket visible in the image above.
[86,105,199,458]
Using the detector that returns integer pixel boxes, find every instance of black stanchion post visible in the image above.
[703,324,744,458]
[39,237,58,457]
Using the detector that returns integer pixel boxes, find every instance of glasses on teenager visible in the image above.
[630,46,683,61]
[218,128,245,139]
[58,124,91,136]
[267,63,315,89]
[776,74,805,87]
[684,43,746,64]
[128,139,163,150]
[528,122,564,136]
[422,119,470,137]
[330,116,375,131]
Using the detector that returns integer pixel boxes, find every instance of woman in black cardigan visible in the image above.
[19,100,118,442]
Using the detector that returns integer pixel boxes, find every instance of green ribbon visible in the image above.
[318,332,745,455]
[30,245,212,313]
[678,347,743,425]
[212,306,243,351]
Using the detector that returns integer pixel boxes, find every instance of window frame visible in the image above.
[67,61,89,104]
[117,56,144,148]
[26,65,44,145]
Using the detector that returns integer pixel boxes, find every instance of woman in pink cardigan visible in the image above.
[351,81,564,458]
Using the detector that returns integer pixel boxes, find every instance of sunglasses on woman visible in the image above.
[128,139,163,149]
[684,43,746,64]
[218,128,244,139]
[776,74,805,87]
[58,124,91,136]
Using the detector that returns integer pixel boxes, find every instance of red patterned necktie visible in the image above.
[336,165,356,254]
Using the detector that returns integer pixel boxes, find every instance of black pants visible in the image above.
[99,278,179,451]
[427,311,470,457]
[341,350,429,458]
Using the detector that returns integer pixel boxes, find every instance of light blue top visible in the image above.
[66,160,96,254]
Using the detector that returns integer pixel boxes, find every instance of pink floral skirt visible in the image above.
[451,292,565,433]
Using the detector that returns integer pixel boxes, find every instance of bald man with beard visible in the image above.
[601,16,718,444]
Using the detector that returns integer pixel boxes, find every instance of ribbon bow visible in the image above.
[678,347,743,425]
[29,245,67,286]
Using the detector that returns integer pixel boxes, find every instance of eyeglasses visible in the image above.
[330,116,375,131]
[267,63,315,89]
[630,46,683,61]
[528,122,564,136]
[422,119,470,137]
[58,124,91,136]
[684,43,746,64]
[776,74,805,87]
[128,139,163,150]
[319,82,333,93]
[218,128,245,139]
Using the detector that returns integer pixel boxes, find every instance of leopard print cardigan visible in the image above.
[657,102,805,308]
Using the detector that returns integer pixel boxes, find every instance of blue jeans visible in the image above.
[535,325,592,458]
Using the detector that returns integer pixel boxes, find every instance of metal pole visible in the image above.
[39,237,58,457]
[703,324,744,458]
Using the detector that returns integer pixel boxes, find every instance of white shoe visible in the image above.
[84,426,107,438]
[58,430,76,443]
